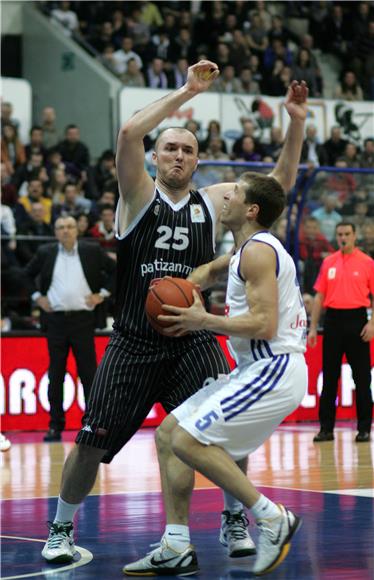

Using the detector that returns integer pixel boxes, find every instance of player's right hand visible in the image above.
[185,60,220,93]
[307,328,317,348]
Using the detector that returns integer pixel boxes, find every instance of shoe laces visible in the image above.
[223,512,250,540]
[46,521,73,548]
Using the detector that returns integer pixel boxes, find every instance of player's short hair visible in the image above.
[240,172,285,228]
[336,221,356,232]
[154,127,199,154]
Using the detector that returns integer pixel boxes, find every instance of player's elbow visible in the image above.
[258,314,277,341]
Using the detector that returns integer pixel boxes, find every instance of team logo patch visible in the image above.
[190,204,205,223]
[328,267,336,279]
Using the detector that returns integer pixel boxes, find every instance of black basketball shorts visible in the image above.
[75,334,230,463]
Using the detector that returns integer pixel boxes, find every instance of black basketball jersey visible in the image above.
[113,188,217,355]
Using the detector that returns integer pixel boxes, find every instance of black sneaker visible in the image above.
[355,432,370,442]
[313,431,334,442]
[123,537,199,576]
[44,429,62,442]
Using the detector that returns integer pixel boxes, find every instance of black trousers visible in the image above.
[320,307,373,433]
[45,311,97,431]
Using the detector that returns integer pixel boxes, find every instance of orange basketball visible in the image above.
[145,277,204,336]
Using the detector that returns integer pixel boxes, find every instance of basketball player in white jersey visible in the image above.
[124,171,308,576]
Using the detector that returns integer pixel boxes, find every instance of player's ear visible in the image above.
[151,150,157,166]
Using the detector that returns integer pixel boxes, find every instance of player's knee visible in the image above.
[170,427,191,462]
[74,443,107,465]
[155,415,178,453]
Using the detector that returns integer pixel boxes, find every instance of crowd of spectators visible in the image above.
[43,0,374,100]
[2,1,374,327]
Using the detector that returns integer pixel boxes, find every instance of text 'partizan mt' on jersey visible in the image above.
[114,187,216,355]
[226,231,307,366]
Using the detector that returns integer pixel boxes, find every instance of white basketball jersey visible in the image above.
[226,231,307,365]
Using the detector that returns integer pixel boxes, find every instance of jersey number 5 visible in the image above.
[195,410,219,432]
[155,226,189,250]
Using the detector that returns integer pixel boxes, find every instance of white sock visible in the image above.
[223,490,244,514]
[250,495,280,521]
[54,496,80,524]
[164,524,190,551]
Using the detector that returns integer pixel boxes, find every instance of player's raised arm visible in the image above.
[115,60,220,208]
[269,81,308,192]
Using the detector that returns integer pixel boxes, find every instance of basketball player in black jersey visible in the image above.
[41,60,308,571]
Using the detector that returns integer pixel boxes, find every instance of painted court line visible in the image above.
[0,535,93,579]
[324,488,374,498]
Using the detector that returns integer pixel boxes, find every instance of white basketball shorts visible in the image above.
[172,352,307,461]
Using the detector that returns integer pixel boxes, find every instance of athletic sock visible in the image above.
[164,524,190,551]
[223,490,244,514]
[250,494,281,521]
[54,496,80,524]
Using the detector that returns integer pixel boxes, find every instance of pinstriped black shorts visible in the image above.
[75,333,230,463]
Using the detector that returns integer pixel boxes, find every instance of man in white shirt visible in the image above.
[112,36,143,76]
[25,216,115,441]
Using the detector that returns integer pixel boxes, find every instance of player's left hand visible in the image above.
[360,321,374,342]
[284,81,309,121]
[85,293,104,307]
[158,290,207,336]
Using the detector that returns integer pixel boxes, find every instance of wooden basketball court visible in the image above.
[1,422,373,579]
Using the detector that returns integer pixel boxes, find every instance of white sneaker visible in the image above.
[252,504,301,576]
[219,510,256,557]
[41,521,76,563]
[0,433,11,452]
[123,537,199,576]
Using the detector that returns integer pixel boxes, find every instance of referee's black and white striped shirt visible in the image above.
[113,187,217,357]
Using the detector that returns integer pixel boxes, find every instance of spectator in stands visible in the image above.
[245,11,268,56]
[300,34,324,95]
[334,70,364,101]
[266,60,293,97]
[149,28,175,63]
[25,126,47,162]
[324,4,351,58]
[327,159,357,205]
[292,49,319,97]
[58,125,90,171]
[1,193,16,250]
[98,44,118,75]
[113,37,143,76]
[76,212,93,239]
[352,2,372,40]
[145,57,168,88]
[16,202,53,266]
[204,136,230,161]
[311,193,342,242]
[52,182,91,222]
[0,162,17,207]
[51,1,79,36]
[323,126,349,166]
[264,39,293,72]
[98,190,117,209]
[41,107,59,150]
[93,150,117,195]
[235,136,262,162]
[238,67,260,95]
[111,9,127,50]
[120,57,145,87]
[268,15,290,46]
[1,123,26,174]
[126,6,151,46]
[299,216,334,293]
[213,64,242,94]
[200,120,227,155]
[212,42,231,71]
[49,168,68,204]
[89,204,116,260]
[14,151,45,191]
[25,215,115,442]
[139,1,163,29]
[248,54,264,90]
[301,124,328,166]
[231,118,257,159]
[173,27,196,62]
[89,21,114,53]
[19,179,52,224]
[360,222,374,258]
[169,58,189,89]
[349,201,372,241]
[1,101,20,131]
[343,142,361,168]
[360,138,374,168]
[263,127,284,161]
[229,30,251,71]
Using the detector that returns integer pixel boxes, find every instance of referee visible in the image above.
[308,222,374,443]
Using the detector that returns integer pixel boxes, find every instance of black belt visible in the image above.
[50,310,92,317]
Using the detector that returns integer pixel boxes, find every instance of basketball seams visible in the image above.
[167,278,192,307]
